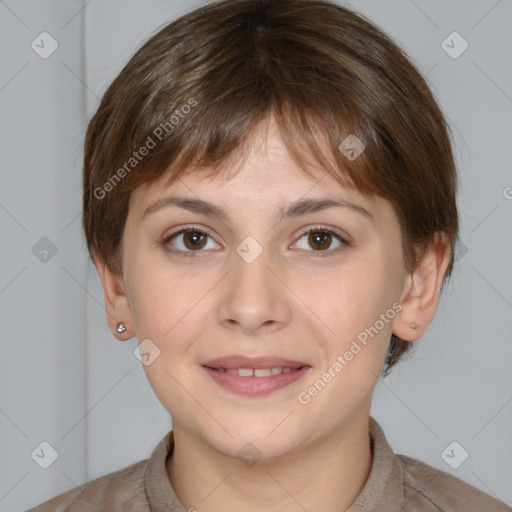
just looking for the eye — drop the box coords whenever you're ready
[164,226,220,257]
[293,227,350,256]
[163,225,350,258]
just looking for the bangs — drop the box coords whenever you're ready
[118,84,385,205]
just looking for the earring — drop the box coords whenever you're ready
[409,322,417,329]
[116,322,126,333]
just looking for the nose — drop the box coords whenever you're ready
[216,241,292,335]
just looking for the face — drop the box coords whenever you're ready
[118,118,410,459]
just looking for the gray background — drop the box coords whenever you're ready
[0,0,510,510]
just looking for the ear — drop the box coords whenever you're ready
[393,233,452,341]
[93,251,134,341]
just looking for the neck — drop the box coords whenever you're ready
[167,414,372,512]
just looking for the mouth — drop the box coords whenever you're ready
[203,366,307,377]
[200,355,311,396]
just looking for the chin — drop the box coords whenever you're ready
[195,416,310,462]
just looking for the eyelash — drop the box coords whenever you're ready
[163,225,351,258]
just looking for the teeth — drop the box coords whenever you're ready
[220,367,300,377]
[254,368,272,377]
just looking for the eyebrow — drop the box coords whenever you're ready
[143,195,373,223]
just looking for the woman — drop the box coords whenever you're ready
[28,0,510,510]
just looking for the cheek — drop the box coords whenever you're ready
[124,240,205,339]
[309,257,393,336]
[305,261,396,398]
[295,272,393,416]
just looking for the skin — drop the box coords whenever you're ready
[95,115,451,511]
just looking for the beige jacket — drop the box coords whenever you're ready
[27,417,510,511]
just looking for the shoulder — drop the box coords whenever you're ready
[25,459,150,512]
[398,454,511,511]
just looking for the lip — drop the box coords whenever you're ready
[200,355,311,396]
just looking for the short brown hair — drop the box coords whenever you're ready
[83,0,459,373]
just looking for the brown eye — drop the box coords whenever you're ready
[182,230,207,250]
[165,227,219,257]
[308,231,333,251]
[294,227,349,255]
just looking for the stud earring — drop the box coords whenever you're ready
[409,322,417,329]
[116,322,126,333]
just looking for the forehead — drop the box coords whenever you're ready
[130,117,370,209]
